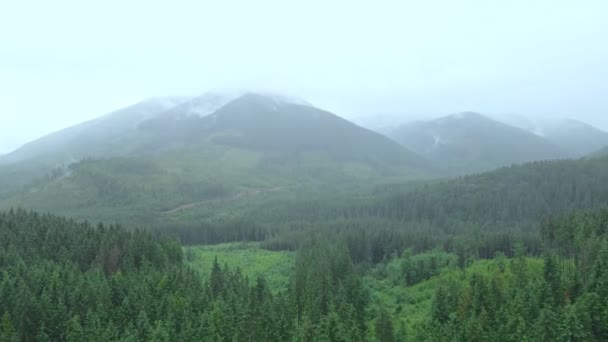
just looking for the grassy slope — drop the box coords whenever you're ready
[184,243,295,291]
[183,242,544,338]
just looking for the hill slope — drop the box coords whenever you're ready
[374,155,608,228]
[200,93,425,166]
[0,93,430,224]
[0,97,186,196]
[387,112,565,174]
[0,97,186,165]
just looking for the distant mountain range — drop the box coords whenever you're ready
[384,111,608,174]
[385,112,565,174]
[1,92,423,169]
[0,92,430,223]
[538,118,608,157]
[3,91,607,224]
[488,115,608,157]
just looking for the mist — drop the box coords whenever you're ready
[1,0,607,153]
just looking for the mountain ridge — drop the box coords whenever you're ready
[538,118,608,157]
[387,111,565,174]
[0,92,431,222]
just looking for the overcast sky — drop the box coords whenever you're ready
[1,0,607,154]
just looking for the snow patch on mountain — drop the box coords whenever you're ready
[532,127,546,137]
[148,96,190,110]
[431,131,444,146]
[174,93,235,117]
[170,91,312,118]
[264,93,312,107]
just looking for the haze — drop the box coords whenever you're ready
[1,0,607,154]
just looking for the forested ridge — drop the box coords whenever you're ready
[153,156,608,262]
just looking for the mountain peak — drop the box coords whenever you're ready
[432,112,505,130]
[435,112,490,124]
[159,91,313,119]
[230,92,312,108]
[163,92,234,118]
[452,111,484,119]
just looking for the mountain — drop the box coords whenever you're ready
[179,93,424,166]
[0,97,186,166]
[387,112,565,174]
[537,118,608,157]
[64,92,425,167]
[0,92,429,225]
[158,92,234,118]
[0,97,187,196]
[488,113,538,132]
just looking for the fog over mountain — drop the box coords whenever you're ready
[2,0,608,154]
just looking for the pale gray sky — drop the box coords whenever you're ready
[1,0,607,154]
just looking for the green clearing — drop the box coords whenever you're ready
[184,242,295,291]
[365,256,543,336]
[184,242,545,338]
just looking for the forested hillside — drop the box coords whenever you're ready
[417,209,608,341]
[0,210,369,341]
[376,156,608,226]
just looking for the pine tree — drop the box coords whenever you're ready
[395,320,407,342]
[149,320,171,342]
[510,242,528,289]
[374,306,395,342]
[0,312,18,342]
[292,315,315,342]
[66,315,85,342]
[543,252,562,305]
[135,310,151,340]
[431,285,450,324]
[209,257,224,298]
[558,304,586,342]
[534,304,559,342]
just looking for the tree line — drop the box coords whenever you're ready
[0,209,371,341]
